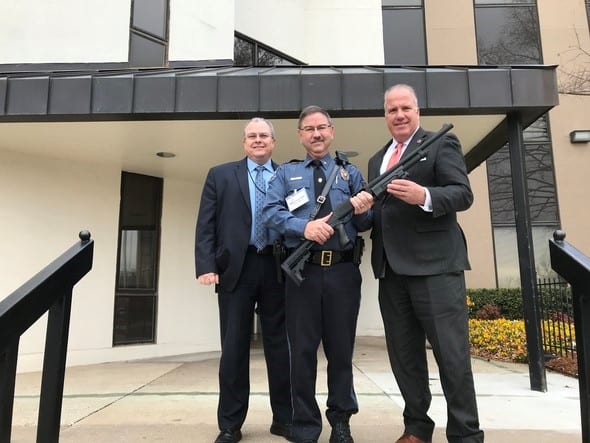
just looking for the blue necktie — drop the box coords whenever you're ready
[254,165,267,250]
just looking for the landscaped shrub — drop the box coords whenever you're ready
[475,304,502,320]
[466,288,523,320]
[466,286,577,366]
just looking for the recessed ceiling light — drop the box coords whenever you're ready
[156,151,176,158]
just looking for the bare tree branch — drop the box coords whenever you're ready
[557,29,590,96]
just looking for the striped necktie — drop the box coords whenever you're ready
[253,165,267,250]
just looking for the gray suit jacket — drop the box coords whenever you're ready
[367,127,473,279]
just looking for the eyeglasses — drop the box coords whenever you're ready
[299,124,332,134]
[245,133,272,140]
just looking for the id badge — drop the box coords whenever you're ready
[286,187,309,212]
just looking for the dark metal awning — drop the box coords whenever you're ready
[0,64,558,171]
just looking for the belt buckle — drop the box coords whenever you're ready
[320,250,333,266]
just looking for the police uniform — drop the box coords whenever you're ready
[263,154,372,442]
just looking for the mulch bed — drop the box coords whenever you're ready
[545,355,578,378]
[471,349,578,378]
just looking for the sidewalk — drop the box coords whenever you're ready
[11,336,581,442]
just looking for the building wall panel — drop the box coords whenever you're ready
[0,0,131,64]
[169,0,235,62]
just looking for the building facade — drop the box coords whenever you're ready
[0,0,588,372]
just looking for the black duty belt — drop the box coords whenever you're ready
[247,245,274,256]
[308,249,354,266]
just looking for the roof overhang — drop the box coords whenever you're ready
[0,65,559,177]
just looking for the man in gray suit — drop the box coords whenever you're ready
[367,84,484,443]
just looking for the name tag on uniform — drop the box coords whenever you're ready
[286,187,309,212]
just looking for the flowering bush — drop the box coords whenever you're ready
[466,293,578,376]
[469,319,528,362]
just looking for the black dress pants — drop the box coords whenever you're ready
[378,265,484,443]
[217,251,291,431]
[285,261,362,442]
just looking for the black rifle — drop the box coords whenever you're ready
[281,123,454,286]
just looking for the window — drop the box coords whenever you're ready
[475,1,540,64]
[382,0,426,64]
[475,0,534,4]
[113,172,163,345]
[487,117,557,226]
[129,0,169,68]
[475,0,560,286]
[234,32,303,66]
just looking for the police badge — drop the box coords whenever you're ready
[340,168,349,181]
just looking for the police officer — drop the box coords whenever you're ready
[263,105,374,443]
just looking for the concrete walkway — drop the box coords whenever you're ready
[11,336,581,442]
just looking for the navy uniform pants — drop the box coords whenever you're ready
[285,261,362,442]
[378,265,484,443]
[217,250,292,431]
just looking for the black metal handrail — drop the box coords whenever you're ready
[549,230,590,443]
[0,231,94,443]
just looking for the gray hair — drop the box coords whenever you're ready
[383,84,419,110]
[244,117,275,138]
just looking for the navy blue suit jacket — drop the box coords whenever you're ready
[195,157,278,292]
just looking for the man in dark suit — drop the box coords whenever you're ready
[195,117,292,443]
[367,85,484,443]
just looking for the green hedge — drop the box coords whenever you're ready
[466,288,523,320]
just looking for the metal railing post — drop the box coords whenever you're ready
[0,341,19,443]
[37,288,73,442]
[549,230,590,443]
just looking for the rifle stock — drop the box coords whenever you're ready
[281,123,454,286]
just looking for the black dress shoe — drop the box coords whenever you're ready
[270,421,292,439]
[214,429,242,443]
[329,421,353,443]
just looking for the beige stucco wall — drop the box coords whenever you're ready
[235,0,306,61]
[424,0,496,289]
[463,164,497,289]
[0,149,221,372]
[237,0,384,64]
[538,0,590,257]
[424,0,477,65]
[548,93,590,257]
[0,0,130,64]
[169,0,235,62]
[157,178,221,354]
[0,150,121,371]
